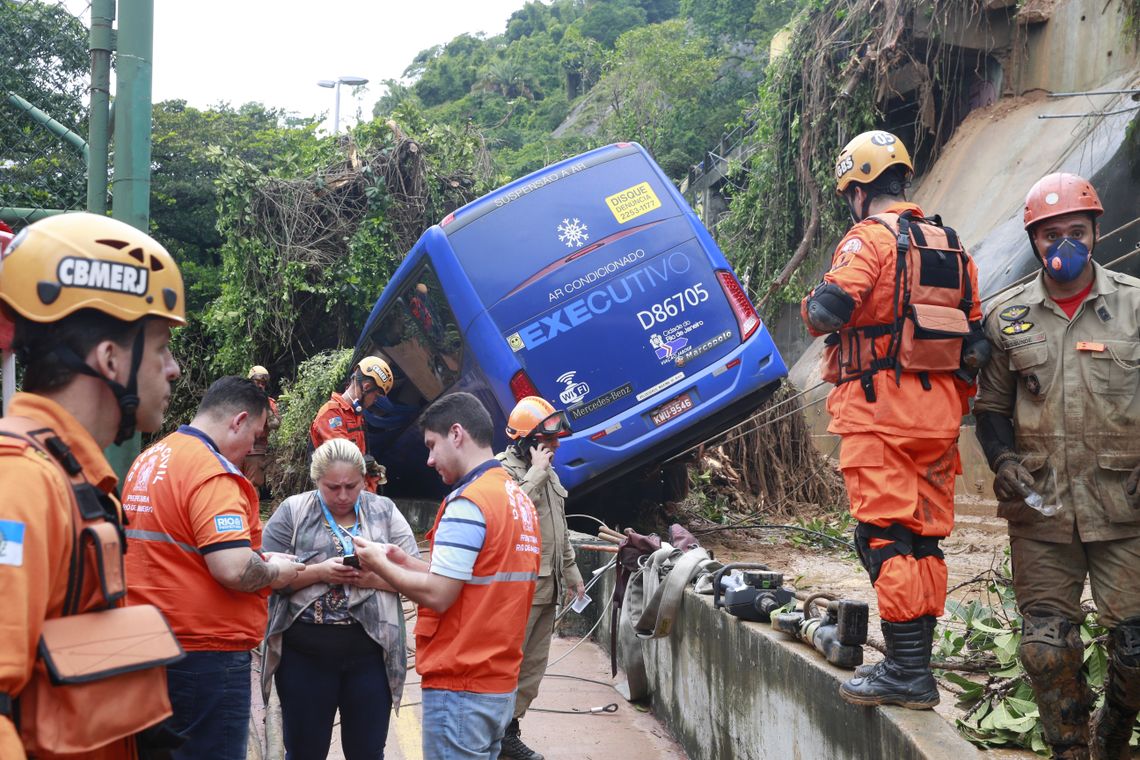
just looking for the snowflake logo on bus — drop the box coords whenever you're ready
[557,217,589,248]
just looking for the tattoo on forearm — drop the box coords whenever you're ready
[235,554,278,592]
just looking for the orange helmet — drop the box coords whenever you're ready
[1023,172,1103,230]
[357,356,393,395]
[834,130,913,195]
[506,396,572,440]
[0,212,185,325]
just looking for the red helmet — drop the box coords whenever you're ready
[505,396,572,440]
[1023,173,1103,230]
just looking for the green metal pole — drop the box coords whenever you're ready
[112,0,152,231]
[88,0,115,215]
[107,0,154,478]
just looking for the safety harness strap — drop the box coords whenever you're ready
[854,522,945,584]
[0,420,126,613]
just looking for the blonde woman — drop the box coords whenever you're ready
[261,438,419,759]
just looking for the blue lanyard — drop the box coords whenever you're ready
[318,494,361,556]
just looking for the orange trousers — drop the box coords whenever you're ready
[839,432,959,622]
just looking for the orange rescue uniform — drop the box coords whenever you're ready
[123,426,268,651]
[0,393,137,760]
[415,463,541,693]
[802,202,981,622]
[309,393,380,493]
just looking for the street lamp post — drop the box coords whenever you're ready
[317,75,369,134]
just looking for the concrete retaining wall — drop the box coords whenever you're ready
[577,545,993,760]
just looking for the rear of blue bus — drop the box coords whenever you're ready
[440,142,787,496]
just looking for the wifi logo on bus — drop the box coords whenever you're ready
[557,371,590,405]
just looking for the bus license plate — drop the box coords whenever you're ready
[651,393,693,427]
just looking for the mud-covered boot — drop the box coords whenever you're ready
[500,718,545,760]
[1091,618,1140,760]
[840,616,940,709]
[1020,611,1094,760]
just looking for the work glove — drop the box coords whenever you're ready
[993,455,1034,502]
[364,455,387,485]
[1127,464,1140,509]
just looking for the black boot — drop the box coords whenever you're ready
[840,616,940,709]
[1091,622,1140,760]
[500,718,545,760]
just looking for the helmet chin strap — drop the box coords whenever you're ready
[52,326,149,444]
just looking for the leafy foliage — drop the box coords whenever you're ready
[0,0,89,217]
[265,348,355,500]
[932,558,1134,754]
[716,0,987,316]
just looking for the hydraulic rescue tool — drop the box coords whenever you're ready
[772,598,869,669]
[712,563,795,623]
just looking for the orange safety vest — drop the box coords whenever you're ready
[822,209,975,401]
[415,463,540,693]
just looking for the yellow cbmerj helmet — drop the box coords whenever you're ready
[357,356,393,395]
[0,212,186,325]
[0,213,186,444]
[248,365,270,380]
[834,130,914,195]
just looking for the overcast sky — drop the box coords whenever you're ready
[145,1,530,132]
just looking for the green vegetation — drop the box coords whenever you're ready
[933,558,1129,755]
[0,0,89,213]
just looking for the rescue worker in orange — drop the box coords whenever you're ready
[974,173,1140,760]
[800,130,987,709]
[242,364,280,495]
[123,375,305,760]
[0,213,185,759]
[352,392,541,759]
[310,356,393,493]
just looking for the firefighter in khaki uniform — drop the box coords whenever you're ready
[801,130,987,709]
[0,213,185,758]
[496,397,585,760]
[975,173,1140,760]
[310,356,393,493]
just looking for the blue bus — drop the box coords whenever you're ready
[354,143,787,502]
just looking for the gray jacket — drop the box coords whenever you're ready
[260,490,420,706]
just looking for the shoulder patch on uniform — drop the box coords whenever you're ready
[999,305,1029,322]
[327,416,343,429]
[1110,270,1140,288]
[1000,321,1034,335]
[0,520,26,567]
[214,514,244,533]
[841,238,862,254]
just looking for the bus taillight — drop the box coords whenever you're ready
[509,370,540,401]
[716,270,760,341]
